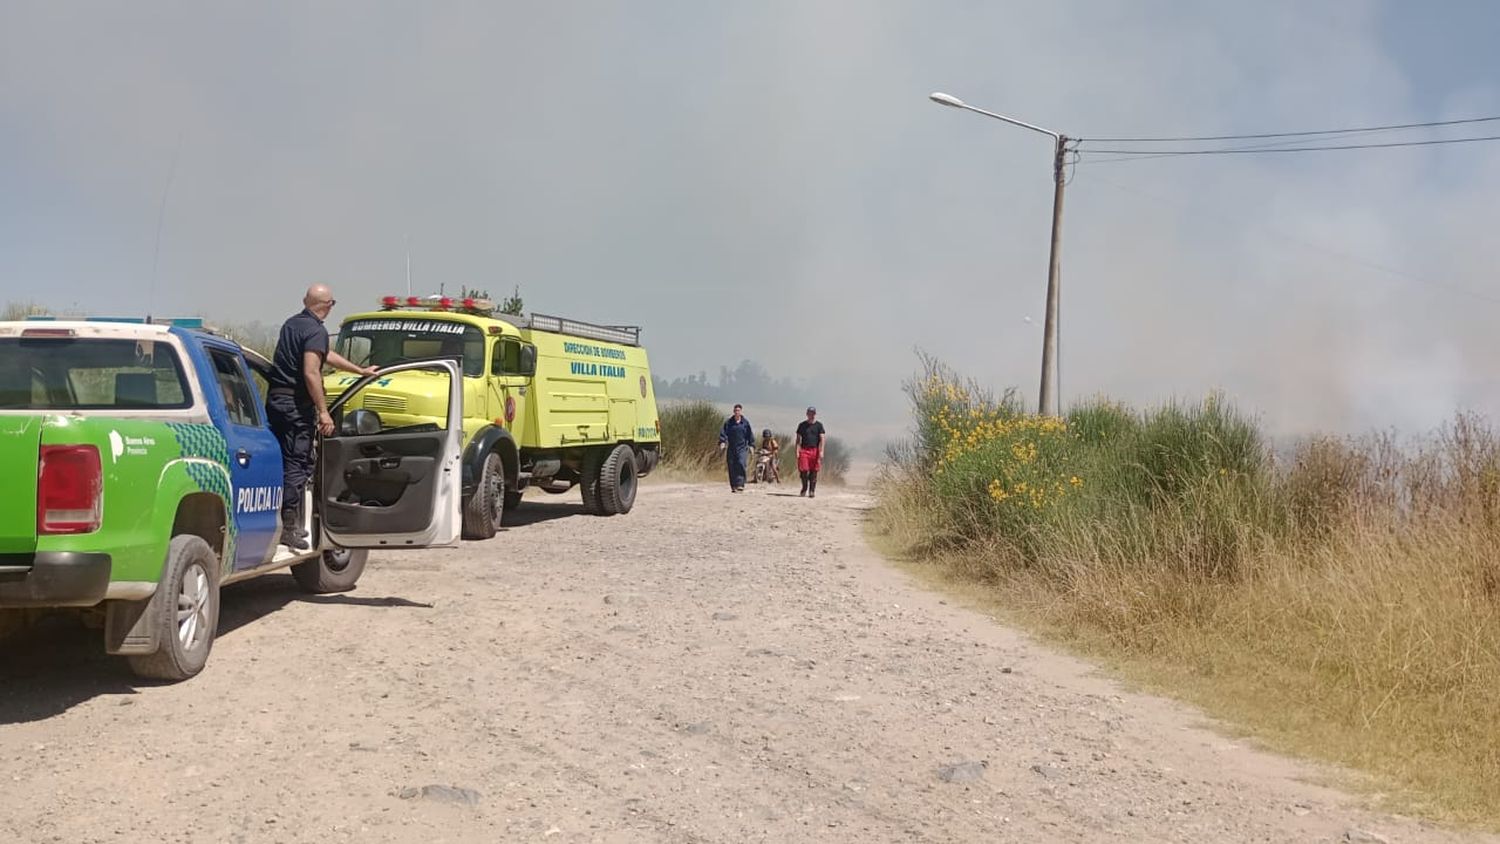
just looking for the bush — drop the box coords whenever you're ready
[659,400,724,475]
[899,362,1276,577]
[218,322,279,361]
[2,302,49,321]
[872,354,1500,823]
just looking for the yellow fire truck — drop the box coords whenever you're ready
[325,295,661,539]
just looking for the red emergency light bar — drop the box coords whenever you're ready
[378,294,496,315]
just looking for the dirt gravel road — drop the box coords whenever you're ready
[0,481,1490,843]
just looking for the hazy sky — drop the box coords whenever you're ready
[3,1,1499,436]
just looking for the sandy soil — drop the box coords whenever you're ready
[0,481,1490,843]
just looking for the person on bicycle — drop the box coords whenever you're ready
[757,428,781,483]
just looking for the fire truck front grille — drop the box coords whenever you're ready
[360,393,408,414]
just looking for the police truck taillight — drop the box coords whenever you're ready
[37,445,103,534]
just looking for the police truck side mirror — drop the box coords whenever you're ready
[519,345,537,376]
[339,409,383,437]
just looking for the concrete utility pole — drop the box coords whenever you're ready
[930,92,1072,416]
[1042,134,1066,417]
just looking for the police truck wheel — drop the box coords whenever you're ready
[291,547,367,593]
[462,452,505,540]
[598,444,639,516]
[127,535,220,682]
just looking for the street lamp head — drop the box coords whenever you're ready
[929,92,966,109]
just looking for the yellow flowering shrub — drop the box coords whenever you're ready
[903,356,1276,569]
[908,370,1085,545]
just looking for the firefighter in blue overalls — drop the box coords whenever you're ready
[718,403,755,493]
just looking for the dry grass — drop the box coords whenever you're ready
[869,359,1500,828]
[874,486,1500,825]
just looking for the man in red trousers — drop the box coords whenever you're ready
[795,406,826,498]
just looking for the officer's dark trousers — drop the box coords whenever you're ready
[726,445,749,489]
[267,393,316,530]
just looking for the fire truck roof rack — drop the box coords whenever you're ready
[523,313,640,346]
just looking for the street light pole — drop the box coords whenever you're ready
[930,92,1070,416]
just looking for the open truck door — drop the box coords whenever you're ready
[319,359,463,548]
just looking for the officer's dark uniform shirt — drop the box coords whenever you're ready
[269,308,329,403]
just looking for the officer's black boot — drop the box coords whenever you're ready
[808,471,818,498]
[799,471,809,497]
[279,502,309,551]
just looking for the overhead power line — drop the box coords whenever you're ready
[1079,129,1427,164]
[1079,114,1500,144]
[1082,133,1500,161]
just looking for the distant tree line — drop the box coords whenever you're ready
[653,359,817,407]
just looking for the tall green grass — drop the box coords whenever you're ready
[658,401,727,476]
[873,356,1500,826]
[659,400,849,484]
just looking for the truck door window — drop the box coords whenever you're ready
[339,334,373,367]
[241,350,274,403]
[207,349,261,427]
[492,338,522,375]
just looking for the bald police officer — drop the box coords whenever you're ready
[267,284,376,550]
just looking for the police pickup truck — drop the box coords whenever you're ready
[0,317,465,681]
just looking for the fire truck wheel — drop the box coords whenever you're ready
[462,452,505,540]
[599,444,639,516]
[580,450,606,515]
